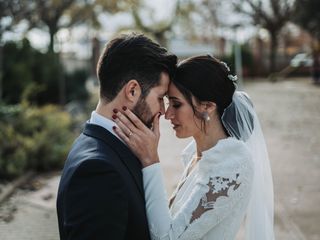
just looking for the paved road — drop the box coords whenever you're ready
[0,78,319,240]
[245,79,320,240]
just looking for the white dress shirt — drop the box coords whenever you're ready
[89,111,124,143]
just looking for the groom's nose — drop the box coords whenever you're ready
[165,107,172,120]
[159,102,165,115]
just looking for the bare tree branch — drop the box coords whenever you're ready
[233,0,294,73]
[131,0,182,46]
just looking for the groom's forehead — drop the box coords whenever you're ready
[149,86,166,96]
[155,83,168,94]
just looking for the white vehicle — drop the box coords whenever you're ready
[290,53,313,67]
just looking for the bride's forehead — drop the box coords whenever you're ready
[167,87,185,101]
[167,87,180,98]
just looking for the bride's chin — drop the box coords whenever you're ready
[175,130,189,139]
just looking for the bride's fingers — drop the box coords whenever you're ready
[113,113,136,137]
[113,108,139,134]
[113,125,142,154]
[121,106,148,130]
[112,125,131,144]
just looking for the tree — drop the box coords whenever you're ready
[294,0,320,49]
[129,0,197,47]
[1,39,89,105]
[129,1,179,47]
[1,0,136,104]
[0,0,35,100]
[66,0,140,39]
[0,1,36,42]
[233,0,295,73]
[27,0,95,53]
[197,0,230,28]
[3,0,131,53]
[1,0,139,104]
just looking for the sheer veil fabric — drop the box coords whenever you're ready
[221,91,275,240]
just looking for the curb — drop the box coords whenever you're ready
[0,171,35,205]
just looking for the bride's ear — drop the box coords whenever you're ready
[124,80,142,103]
[200,101,217,115]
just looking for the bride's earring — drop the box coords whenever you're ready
[202,112,210,122]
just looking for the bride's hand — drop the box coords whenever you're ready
[112,107,161,168]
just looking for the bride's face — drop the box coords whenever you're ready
[165,83,202,138]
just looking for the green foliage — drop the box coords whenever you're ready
[65,69,89,103]
[2,39,35,103]
[2,38,89,105]
[0,103,75,179]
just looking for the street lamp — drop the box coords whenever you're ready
[233,24,243,90]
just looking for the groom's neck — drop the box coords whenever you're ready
[96,99,120,121]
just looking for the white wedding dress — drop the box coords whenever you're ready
[142,138,254,240]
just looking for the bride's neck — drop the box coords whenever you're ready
[194,120,227,158]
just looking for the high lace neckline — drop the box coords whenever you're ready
[181,137,243,166]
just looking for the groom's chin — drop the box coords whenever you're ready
[145,117,154,129]
[144,120,153,129]
[137,116,153,129]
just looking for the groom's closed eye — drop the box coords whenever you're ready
[158,94,166,102]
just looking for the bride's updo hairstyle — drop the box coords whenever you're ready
[174,54,254,140]
[173,55,235,134]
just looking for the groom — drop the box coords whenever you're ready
[57,33,177,240]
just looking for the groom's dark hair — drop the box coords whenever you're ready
[97,33,177,102]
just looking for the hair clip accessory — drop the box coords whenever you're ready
[228,74,238,82]
[221,61,230,72]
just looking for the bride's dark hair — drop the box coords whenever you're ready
[174,55,255,140]
[173,55,236,134]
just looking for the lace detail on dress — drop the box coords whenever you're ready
[190,174,240,223]
[143,138,254,240]
[169,157,253,240]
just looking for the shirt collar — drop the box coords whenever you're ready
[89,111,124,143]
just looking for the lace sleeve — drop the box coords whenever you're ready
[190,175,241,223]
[142,161,253,240]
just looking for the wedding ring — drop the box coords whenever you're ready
[128,131,133,137]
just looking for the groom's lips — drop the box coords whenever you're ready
[171,123,180,130]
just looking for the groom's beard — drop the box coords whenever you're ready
[132,96,153,129]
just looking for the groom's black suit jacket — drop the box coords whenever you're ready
[57,123,151,240]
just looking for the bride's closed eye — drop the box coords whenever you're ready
[166,96,182,109]
[167,101,182,109]
[172,101,182,109]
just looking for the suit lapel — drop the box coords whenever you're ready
[83,123,145,197]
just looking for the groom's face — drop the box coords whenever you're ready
[133,72,170,128]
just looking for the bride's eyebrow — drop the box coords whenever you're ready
[168,96,180,101]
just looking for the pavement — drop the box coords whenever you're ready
[0,77,319,240]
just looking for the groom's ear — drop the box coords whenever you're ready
[124,79,142,103]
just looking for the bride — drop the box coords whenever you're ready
[113,55,275,240]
